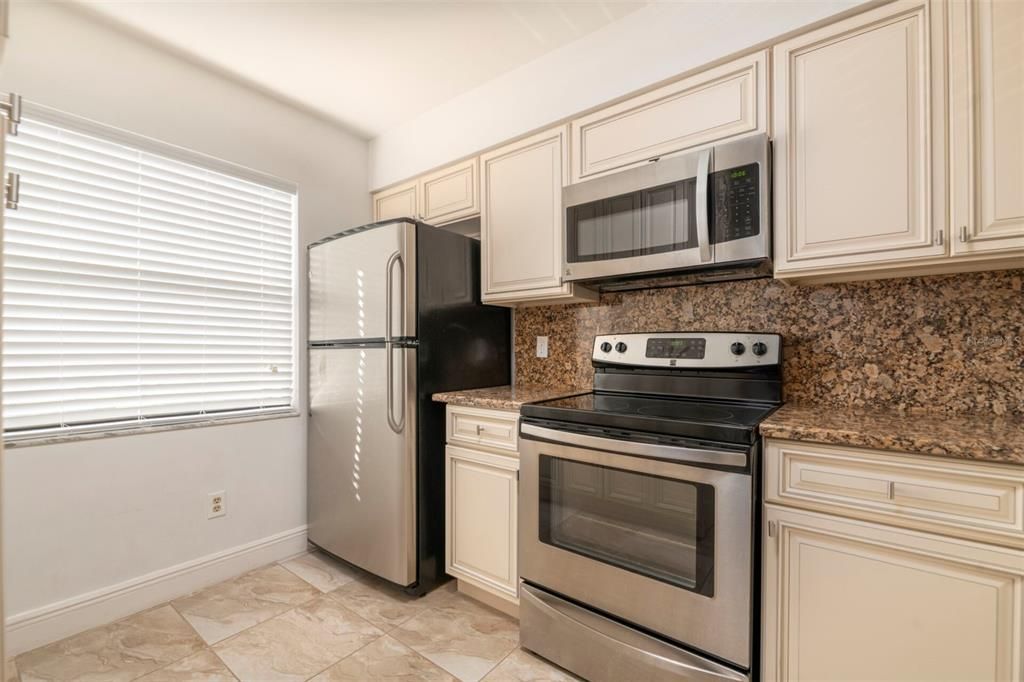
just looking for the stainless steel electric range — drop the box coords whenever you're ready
[517,332,783,681]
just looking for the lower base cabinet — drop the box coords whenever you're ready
[444,404,520,613]
[762,504,1024,681]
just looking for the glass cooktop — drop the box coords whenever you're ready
[520,392,779,446]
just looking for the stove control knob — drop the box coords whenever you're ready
[600,341,613,353]
[615,342,628,353]
[730,342,746,356]
[752,341,768,356]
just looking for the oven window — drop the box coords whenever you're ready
[538,456,715,595]
[565,178,698,264]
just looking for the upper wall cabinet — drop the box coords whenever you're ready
[420,158,479,225]
[569,51,768,183]
[772,0,947,277]
[480,126,596,306]
[949,0,1024,256]
[373,180,418,222]
[372,158,479,225]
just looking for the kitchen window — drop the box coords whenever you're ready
[2,105,297,440]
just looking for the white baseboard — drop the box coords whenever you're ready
[5,525,309,656]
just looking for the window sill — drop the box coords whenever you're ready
[4,409,302,449]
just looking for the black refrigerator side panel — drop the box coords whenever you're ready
[416,226,511,393]
[409,224,511,594]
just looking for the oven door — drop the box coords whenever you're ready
[518,423,753,669]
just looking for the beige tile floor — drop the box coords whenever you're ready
[8,551,580,682]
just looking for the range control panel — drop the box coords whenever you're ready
[593,332,781,368]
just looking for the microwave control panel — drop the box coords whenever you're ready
[711,162,760,244]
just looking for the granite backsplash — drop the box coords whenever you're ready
[513,269,1024,417]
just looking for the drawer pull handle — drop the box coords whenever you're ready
[475,425,484,435]
[887,481,896,500]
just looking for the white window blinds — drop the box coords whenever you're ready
[3,112,296,437]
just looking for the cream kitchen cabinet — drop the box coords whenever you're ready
[949,0,1024,257]
[763,505,1024,682]
[763,438,1024,681]
[480,126,597,306]
[372,180,418,222]
[419,158,479,225]
[372,158,479,225]
[569,50,768,183]
[444,405,519,615]
[772,0,948,278]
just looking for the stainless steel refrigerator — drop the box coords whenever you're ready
[307,219,509,593]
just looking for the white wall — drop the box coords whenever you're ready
[369,0,874,189]
[1,1,369,653]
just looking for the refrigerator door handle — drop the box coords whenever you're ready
[385,250,401,339]
[385,249,406,434]
[386,345,406,433]
[385,250,405,341]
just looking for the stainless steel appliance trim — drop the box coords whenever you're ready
[307,345,418,586]
[520,583,749,682]
[592,331,782,368]
[561,135,770,284]
[563,149,702,208]
[519,436,752,667]
[564,246,704,282]
[711,135,770,265]
[308,221,415,343]
[402,345,418,582]
[520,423,747,468]
[696,147,712,264]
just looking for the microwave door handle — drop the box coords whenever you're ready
[696,148,713,263]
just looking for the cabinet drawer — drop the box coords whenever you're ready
[765,440,1024,547]
[569,51,767,183]
[446,405,519,453]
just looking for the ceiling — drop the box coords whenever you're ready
[75,0,647,138]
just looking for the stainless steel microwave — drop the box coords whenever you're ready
[562,134,770,284]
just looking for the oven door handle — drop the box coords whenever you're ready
[520,423,747,469]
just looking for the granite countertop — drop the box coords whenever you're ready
[432,384,588,411]
[761,403,1024,465]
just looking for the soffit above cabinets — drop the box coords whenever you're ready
[71,0,645,137]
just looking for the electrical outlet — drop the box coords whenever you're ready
[536,336,549,358]
[208,491,226,519]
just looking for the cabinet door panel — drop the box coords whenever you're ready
[570,51,767,182]
[481,126,597,305]
[373,181,418,222]
[950,0,1024,255]
[481,127,565,295]
[773,1,945,274]
[421,158,479,225]
[763,506,1024,681]
[445,446,518,598]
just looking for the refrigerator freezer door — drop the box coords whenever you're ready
[309,221,417,342]
[308,345,417,585]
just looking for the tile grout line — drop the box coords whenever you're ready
[126,601,208,681]
[299,631,384,682]
[18,558,318,682]
[480,644,518,681]
[387,600,519,682]
[207,646,241,681]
